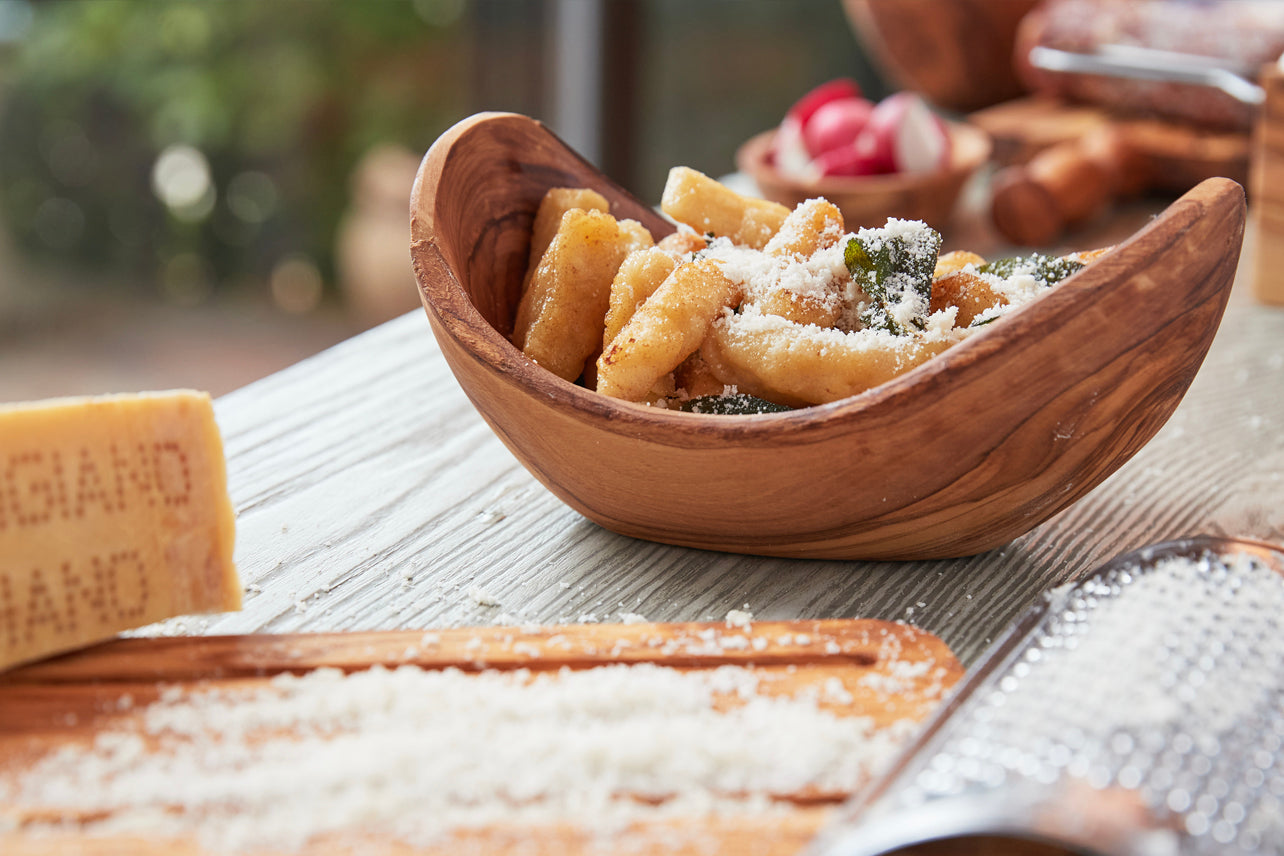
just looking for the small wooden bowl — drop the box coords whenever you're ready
[411,112,1245,561]
[735,122,993,230]
[841,0,1040,112]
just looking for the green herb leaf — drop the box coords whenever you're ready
[843,223,942,335]
[978,253,1084,286]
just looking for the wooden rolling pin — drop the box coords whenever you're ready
[989,126,1140,247]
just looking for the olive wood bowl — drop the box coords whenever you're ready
[410,112,1245,561]
[735,121,992,230]
[841,0,1040,113]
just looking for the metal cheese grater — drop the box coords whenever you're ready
[808,536,1284,856]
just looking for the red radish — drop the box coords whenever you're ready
[852,123,896,175]
[771,79,864,177]
[860,92,952,174]
[805,142,889,180]
[787,78,863,129]
[802,97,875,158]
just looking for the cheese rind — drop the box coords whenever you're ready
[0,390,239,671]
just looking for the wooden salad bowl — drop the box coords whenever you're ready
[410,112,1245,561]
[735,120,992,230]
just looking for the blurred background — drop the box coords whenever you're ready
[7,0,1275,403]
[0,0,889,402]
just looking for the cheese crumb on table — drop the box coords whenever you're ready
[467,585,500,607]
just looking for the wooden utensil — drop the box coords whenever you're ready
[411,112,1244,560]
[974,96,1250,246]
[0,619,962,855]
[1251,62,1284,306]
[734,122,992,230]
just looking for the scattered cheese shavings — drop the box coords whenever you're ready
[467,586,500,607]
[1,663,920,854]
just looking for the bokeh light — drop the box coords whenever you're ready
[270,255,323,314]
[151,144,215,221]
[226,171,278,225]
[31,197,84,251]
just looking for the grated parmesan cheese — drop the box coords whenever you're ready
[710,217,1062,350]
[703,235,848,309]
[0,663,919,853]
[467,585,500,607]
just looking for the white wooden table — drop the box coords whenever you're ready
[159,211,1284,668]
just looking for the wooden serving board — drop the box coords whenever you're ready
[971,95,1251,184]
[0,619,962,856]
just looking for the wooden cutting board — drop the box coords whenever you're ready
[0,619,962,856]
[970,96,1251,245]
[972,95,1250,182]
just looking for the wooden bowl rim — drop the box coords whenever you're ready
[734,120,992,195]
[412,112,1239,445]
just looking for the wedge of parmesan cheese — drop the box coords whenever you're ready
[0,390,239,671]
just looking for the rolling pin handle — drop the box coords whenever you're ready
[990,127,1128,246]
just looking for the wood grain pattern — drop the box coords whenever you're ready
[410,112,1245,560]
[733,123,991,231]
[0,619,961,855]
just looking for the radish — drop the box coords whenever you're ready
[802,97,875,159]
[786,78,864,129]
[805,142,889,180]
[860,92,952,174]
[771,78,863,178]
